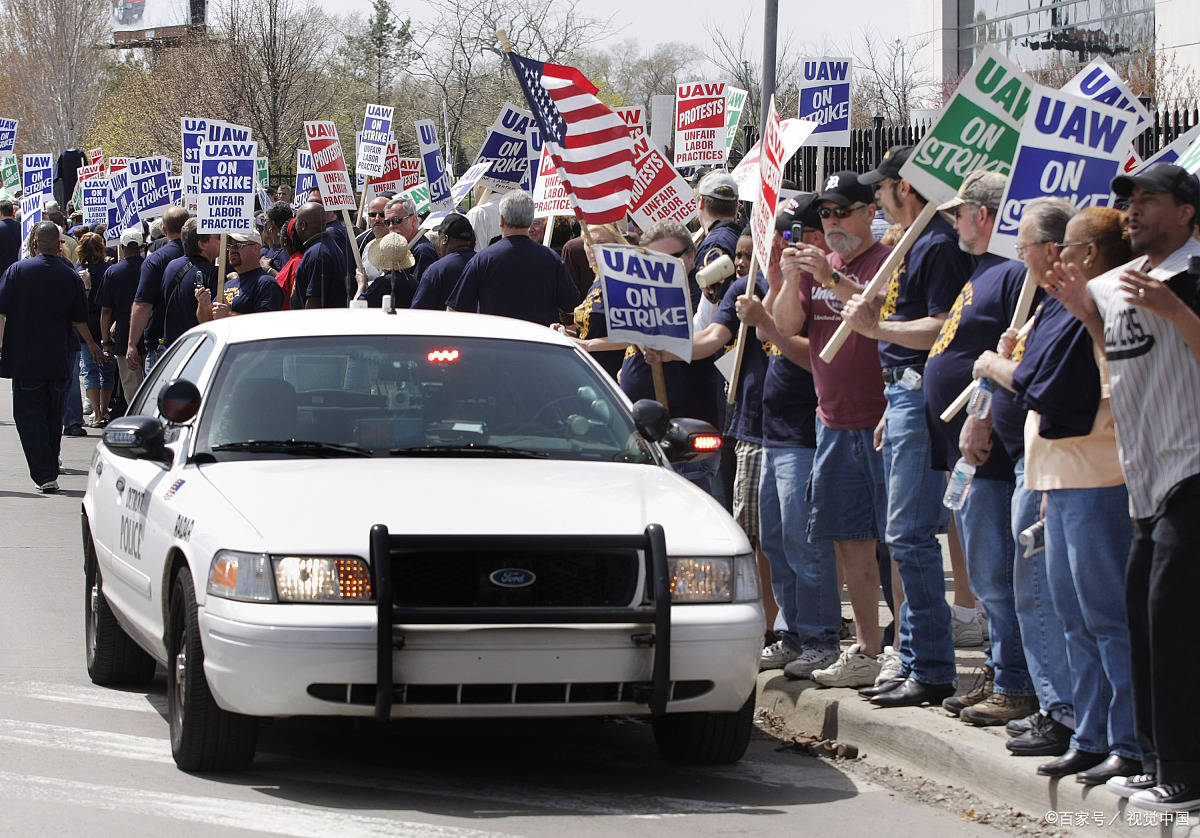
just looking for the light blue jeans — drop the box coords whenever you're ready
[675,453,720,497]
[881,381,956,685]
[1044,484,1137,758]
[955,475,1033,695]
[1012,458,1074,727]
[759,446,839,652]
[62,350,83,428]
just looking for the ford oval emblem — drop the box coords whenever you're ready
[489,568,537,588]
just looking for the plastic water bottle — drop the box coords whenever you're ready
[943,458,976,510]
[966,378,996,419]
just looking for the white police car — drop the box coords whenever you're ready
[82,309,761,771]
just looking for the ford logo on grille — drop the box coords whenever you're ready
[489,568,537,588]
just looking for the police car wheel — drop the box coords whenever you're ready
[84,536,156,686]
[167,570,257,771]
[651,688,755,765]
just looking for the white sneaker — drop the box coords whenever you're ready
[783,646,839,680]
[759,640,801,671]
[38,480,59,493]
[875,645,902,685]
[953,612,987,647]
[812,644,883,687]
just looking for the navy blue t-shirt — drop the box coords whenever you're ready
[694,220,740,309]
[221,268,284,314]
[573,277,624,381]
[1012,296,1100,439]
[761,346,819,449]
[97,255,144,355]
[0,217,22,276]
[991,334,1030,462]
[133,237,183,352]
[412,248,471,311]
[923,253,1029,477]
[260,243,286,272]
[412,237,439,282]
[161,255,216,346]
[447,235,580,325]
[877,212,974,368]
[325,218,355,295]
[291,231,348,309]
[712,274,769,444]
[0,254,88,380]
[359,268,418,308]
[620,348,724,428]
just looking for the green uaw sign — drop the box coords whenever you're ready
[900,46,1033,205]
[1176,134,1200,174]
[0,153,18,199]
[400,182,430,215]
[724,87,748,160]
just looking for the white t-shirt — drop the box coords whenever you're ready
[466,198,502,253]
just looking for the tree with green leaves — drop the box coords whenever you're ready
[346,0,412,105]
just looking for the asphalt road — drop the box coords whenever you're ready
[0,383,1003,837]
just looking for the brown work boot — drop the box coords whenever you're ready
[960,692,1039,727]
[941,664,993,717]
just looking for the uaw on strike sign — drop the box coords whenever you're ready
[596,245,693,363]
[304,121,357,211]
[674,82,727,168]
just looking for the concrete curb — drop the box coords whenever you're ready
[757,670,1190,837]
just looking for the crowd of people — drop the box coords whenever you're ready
[0,142,1197,814]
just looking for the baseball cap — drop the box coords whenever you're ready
[696,171,739,201]
[1111,163,1200,213]
[229,229,263,245]
[435,212,475,241]
[859,145,913,185]
[119,227,143,247]
[776,193,823,234]
[817,170,875,207]
[937,169,1007,213]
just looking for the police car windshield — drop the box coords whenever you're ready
[195,335,655,464]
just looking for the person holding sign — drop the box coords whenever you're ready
[196,230,284,320]
[160,219,220,347]
[128,206,188,374]
[839,146,975,708]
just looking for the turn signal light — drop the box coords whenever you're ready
[691,434,722,451]
[427,349,461,363]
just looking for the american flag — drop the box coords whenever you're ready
[508,52,634,225]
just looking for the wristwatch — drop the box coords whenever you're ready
[821,269,844,290]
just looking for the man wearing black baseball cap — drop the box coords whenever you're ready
[412,212,476,310]
[1051,161,1200,813]
[836,146,975,708]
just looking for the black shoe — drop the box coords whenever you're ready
[870,677,955,708]
[1106,773,1157,799]
[1077,754,1142,786]
[63,424,87,437]
[1007,714,1072,756]
[1006,711,1039,737]
[858,676,905,698]
[1037,747,1107,777]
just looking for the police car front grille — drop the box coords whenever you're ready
[307,680,713,706]
[389,548,641,608]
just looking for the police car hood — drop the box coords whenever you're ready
[198,458,744,556]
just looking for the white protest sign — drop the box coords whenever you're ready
[198,138,257,234]
[724,87,748,160]
[749,95,785,271]
[129,156,173,221]
[730,119,817,202]
[532,146,570,218]
[0,118,17,154]
[20,192,42,241]
[304,121,356,211]
[88,146,103,167]
[22,154,52,199]
[107,157,130,177]
[180,117,207,213]
[596,245,693,362]
[991,84,1138,258]
[420,160,493,231]
[473,102,533,194]
[361,141,403,207]
[799,58,853,147]
[1139,124,1200,173]
[674,81,727,168]
[105,180,120,242]
[358,104,394,179]
[78,163,104,182]
[619,107,696,229]
[415,119,452,210]
[81,177,108,227]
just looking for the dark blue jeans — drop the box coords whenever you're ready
[13,378,69,485]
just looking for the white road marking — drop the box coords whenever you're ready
[0,771,510,838]
[0,680,166,714]
[0,717,173,763]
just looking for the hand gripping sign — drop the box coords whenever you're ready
[597,244,694,364]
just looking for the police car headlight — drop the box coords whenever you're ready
[272,556,373,603]
[207,550,276,602]
[667,555,758,603]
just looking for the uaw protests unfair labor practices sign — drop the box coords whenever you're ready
[474,103,533,194]
[22,154,52,201]
[198,136,257,234]
[617,106,695,229]
[901,46,1033,206]
[597,245,693,362]
[533,146,570,218]
[129,156,172,221]
[304,121,357,212]
[799,58,852,147]
[415,119,452,210]
[109,166,137,233]
[674,82,727,168]
[992,86,1137,258]
[358,104,393,179]
[0,155,19,200]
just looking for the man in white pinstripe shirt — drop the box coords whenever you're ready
[1051,162,1200,814]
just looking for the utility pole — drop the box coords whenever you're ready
[761,0,778,131]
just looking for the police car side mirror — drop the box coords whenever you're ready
[102,416,173,466]
[632,399,669,442]
[157,379,202,425]
[661,418,723,464]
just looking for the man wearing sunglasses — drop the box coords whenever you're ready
[197,229,284,320]
[358,196,389,252]
[384,195,438,282]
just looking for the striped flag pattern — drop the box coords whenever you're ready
[508,52,634,225]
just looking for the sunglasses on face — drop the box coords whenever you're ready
[386,215,411,227]
[818,204,868,219]
[367,211,385,218]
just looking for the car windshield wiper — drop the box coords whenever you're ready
[388,443,549,459]
[211,439,373,457]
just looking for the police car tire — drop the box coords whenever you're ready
[651,688,755,765]
[167,571,257,771]
[85,539,156,686]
